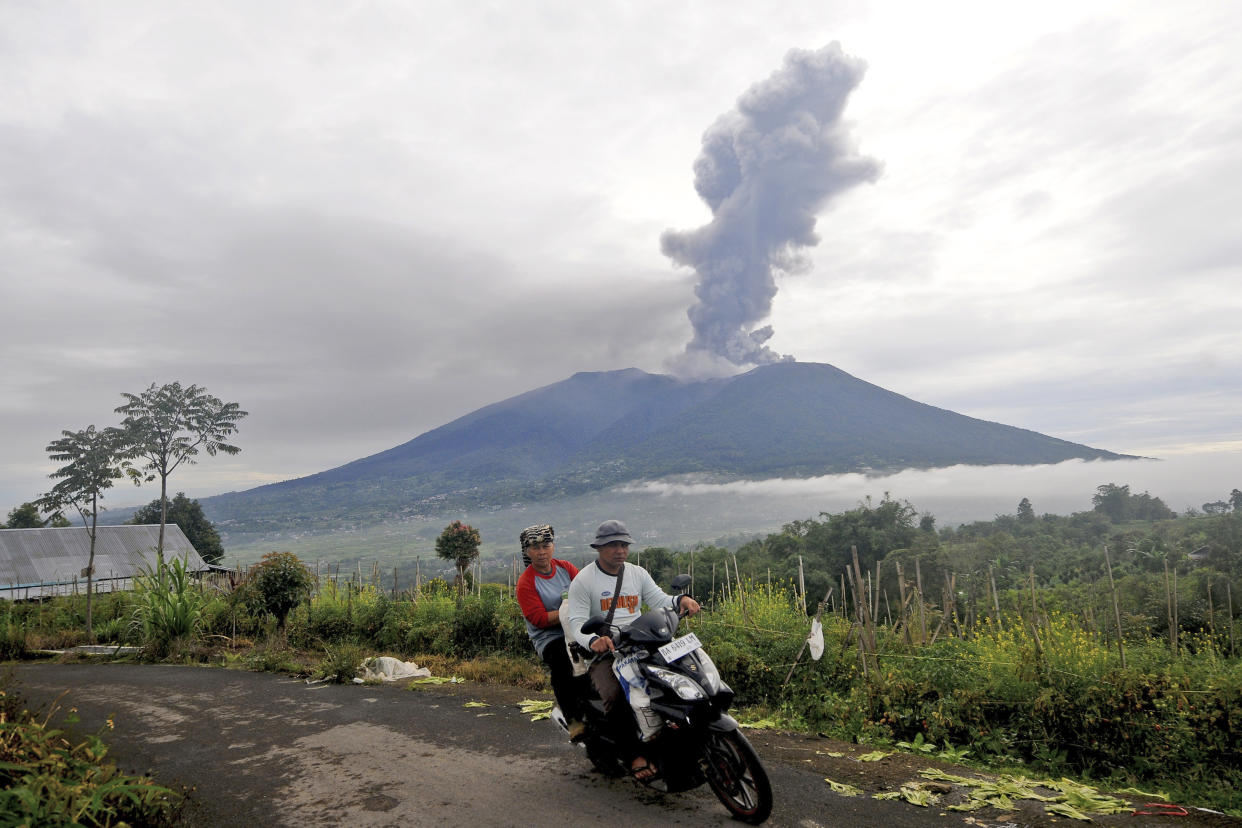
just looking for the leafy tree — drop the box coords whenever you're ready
[635,546,680,586]
[1017,497,1035,522]
[37,425,135,640]
[435,520,481,598]
[1092,483,1175,522]
[5,502,46,528]
[115,382,247,562]
[801,494,920,576]
[1092,483,1131,521]
[1202,501,1230,515]
[243,552,313,631]
[1230,489,1242,512]
[129,492,225,565]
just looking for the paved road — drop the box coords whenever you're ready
[10,664,1238,827]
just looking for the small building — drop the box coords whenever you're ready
[0,524,210,601]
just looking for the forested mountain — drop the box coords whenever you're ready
[202,362,1132,532]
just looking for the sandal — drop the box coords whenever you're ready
[630,757,659,782]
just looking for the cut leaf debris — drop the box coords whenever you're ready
[410,675,463,685]
[518,698,555,721]
[463,701,490,708]
[857,750,890,762]
[824,778,862,797]
[897,784,939,807]
[917,768,1133,818]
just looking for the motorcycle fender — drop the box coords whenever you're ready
[708,713,740,733]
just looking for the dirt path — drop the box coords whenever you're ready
[10,663,1237,827]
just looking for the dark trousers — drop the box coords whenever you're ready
[588,655,641,762]
[541,638,580,721]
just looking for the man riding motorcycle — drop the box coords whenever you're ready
[565,519,701,781]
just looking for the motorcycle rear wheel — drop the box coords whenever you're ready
[703,730,773,824]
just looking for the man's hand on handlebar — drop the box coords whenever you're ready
[590,635,615,653]
[679,596,702,617]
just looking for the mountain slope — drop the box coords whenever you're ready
[203,362,1130,531]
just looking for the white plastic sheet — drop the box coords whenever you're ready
[356,656,432,682]
[808,619,824,661]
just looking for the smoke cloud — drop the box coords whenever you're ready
[662,43,881,373]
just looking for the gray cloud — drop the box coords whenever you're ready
[661,43,881,372]
[2,2,1239,522]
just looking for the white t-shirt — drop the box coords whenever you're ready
[566,561,681,650]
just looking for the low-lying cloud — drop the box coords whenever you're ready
[621,451,1242,527]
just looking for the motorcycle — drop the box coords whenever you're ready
[551,575,774,824]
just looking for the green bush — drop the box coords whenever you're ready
[0,680,182,825]
[242,552,314,630]
[317,639,369,683]
[0,619,28,661]
[130,557,205,657]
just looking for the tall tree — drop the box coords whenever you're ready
[115,382,246,562]
[1092,483,1132,522]
[37,425,134,640]
[435,520,481,600]
[5,502,46,528]
[129,492,225,565]
[5,502,73,528]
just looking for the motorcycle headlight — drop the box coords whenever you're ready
[647,665,707,700]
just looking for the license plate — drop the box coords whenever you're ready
[658,632,702,663]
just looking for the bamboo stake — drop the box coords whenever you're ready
[1227,581,1235,658]
[1164,558,1175,652]
[1207,579,1215,654]
[845,570,870,680]
[915,557,927,642]
[1173,565,1180,656]
[797,556,806,613]
[866,571,873,627]
[850,546,878,666]
[895,561,912,645]
[1102,545,1126,668]
[989,565,1002,629]
[1029,565,1038,622]
[874,560,882,624]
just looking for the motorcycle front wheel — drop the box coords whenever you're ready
[702,729,773,824]
[585,736,626,777]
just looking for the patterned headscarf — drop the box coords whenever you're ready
[519,524,554,567]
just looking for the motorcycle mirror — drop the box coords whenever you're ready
[670,573,692,593]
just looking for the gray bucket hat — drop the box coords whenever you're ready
[590,519,633,548]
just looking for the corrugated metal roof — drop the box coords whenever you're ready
[0,524,208,600]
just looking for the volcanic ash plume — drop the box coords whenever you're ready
[662,43,881,373]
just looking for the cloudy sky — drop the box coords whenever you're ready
[2,1,1239,517]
